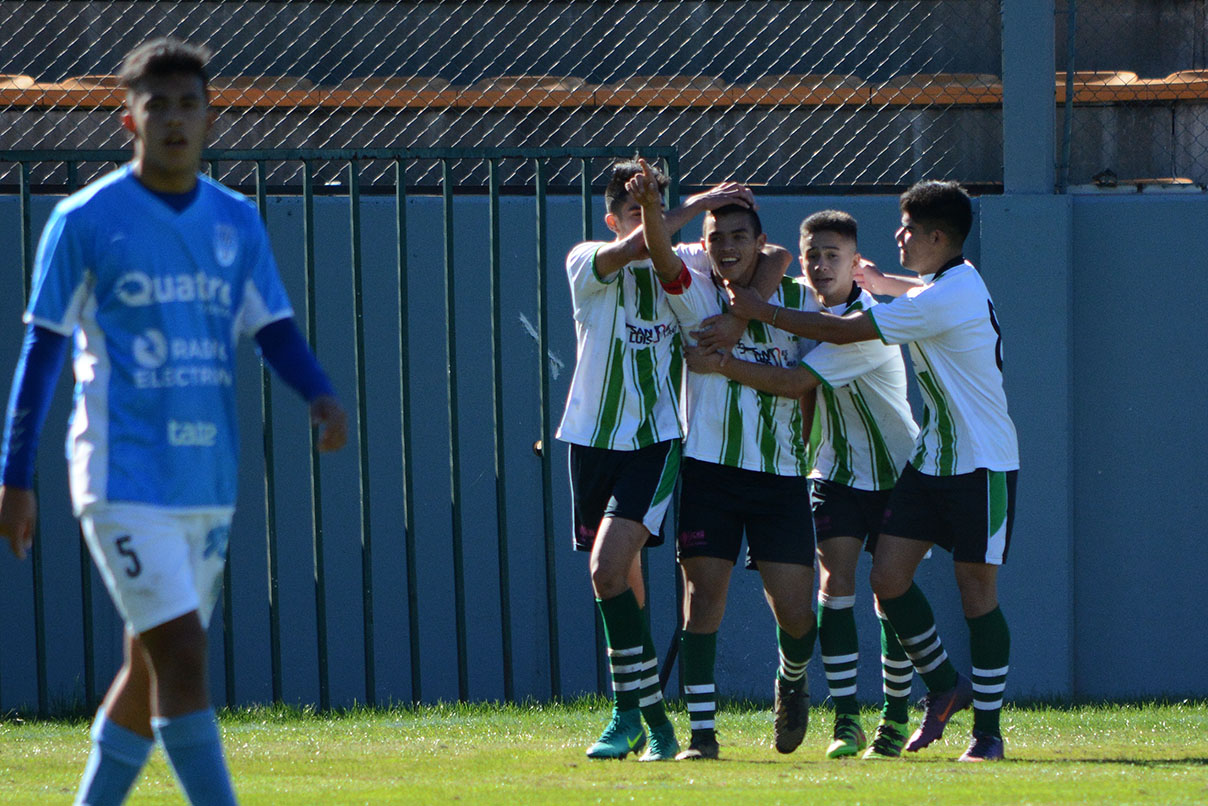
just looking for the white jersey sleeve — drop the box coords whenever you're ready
[800,290,919,489]
[233,212,293,338]
[663,242,718,335]
[868,262,1018,475]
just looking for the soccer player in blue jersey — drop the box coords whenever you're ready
[0,39,347,804]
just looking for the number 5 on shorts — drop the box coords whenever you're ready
[114,535,142,578]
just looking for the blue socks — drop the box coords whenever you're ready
[75,711,153,806]
[151,709,237,805]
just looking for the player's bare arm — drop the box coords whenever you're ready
[854,257,922,297]
[684,342,819,398]
[628,160,682,284]
[596,168,757,280]
[726,281,879,345]
[0,485,37,560]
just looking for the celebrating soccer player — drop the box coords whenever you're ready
[0,38,348,804]
[726,181,1019,762]
[555,158,781,761]
[630,161,818,760]
[684,210,921,759]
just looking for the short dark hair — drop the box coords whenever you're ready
[605,158,668,215]
[706,203,762,237]
[899,180,973,243]
[801,209,858,244]
[119,38,211,93]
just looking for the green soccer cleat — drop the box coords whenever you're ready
[825,715,868,759]
[862,719,909,759]
[586,708,646,760]
[638,720,680,761]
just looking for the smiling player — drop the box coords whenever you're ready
[630,163,818,761]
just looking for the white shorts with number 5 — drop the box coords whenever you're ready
[81,504,235,634]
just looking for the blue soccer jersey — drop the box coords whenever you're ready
[26,166,293,513]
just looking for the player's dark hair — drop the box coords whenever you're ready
[801,209,858,244]
[707,203,762,237]
[605,158,668,215]
[119,38,211,93]
[899,180,973,243]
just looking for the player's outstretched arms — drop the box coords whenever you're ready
[627,159,682,284]
[0,486,37,560]
[309,396,348,453]
[725,281,879,345]
[854,257,922,297]
[684,343,817,398]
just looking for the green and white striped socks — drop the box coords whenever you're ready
[818,593,860,717]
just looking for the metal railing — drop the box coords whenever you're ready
[0,146,679,715]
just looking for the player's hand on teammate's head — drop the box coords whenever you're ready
[685,181,756,212]
[692,312,745,352]
[0,485,37,560]
[854,256,885,294]
[683,341,727,375]
[309,396,349,453]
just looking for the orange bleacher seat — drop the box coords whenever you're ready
[209,75,317,107]
[870,73,1002,105]
[457,75,595,108]
[731,74,868,106]
[327,76,457,108]
[595,75,730,107]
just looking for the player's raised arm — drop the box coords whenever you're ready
[628,159,683,285]
[254,318,348,452]
[727,281,879,345]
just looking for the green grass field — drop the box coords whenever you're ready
[2,698,1206,805]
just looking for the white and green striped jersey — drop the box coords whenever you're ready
[669,247,820,476]
[801,287,919,491]
[868,260,1019,475]
[556,241,691,450]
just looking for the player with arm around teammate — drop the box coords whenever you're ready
[629,164,818,760]
[0,39,348,805]
[725,181,1019,762]
[685,210,921,759]
[555,158,784,761]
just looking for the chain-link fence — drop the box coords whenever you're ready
[1058,0,1208,189]
[0,0,1004,190]
[2,2,1205,192]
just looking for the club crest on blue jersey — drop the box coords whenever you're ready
[213,223,239,267]
[132,328,168,368]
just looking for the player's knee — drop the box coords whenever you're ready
[869,563,910,601]
[589,559,626,600]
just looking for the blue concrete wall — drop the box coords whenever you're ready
[1,187,1205,712]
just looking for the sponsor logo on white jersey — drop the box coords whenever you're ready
[168,419,218,447]
[114,271,233,310]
